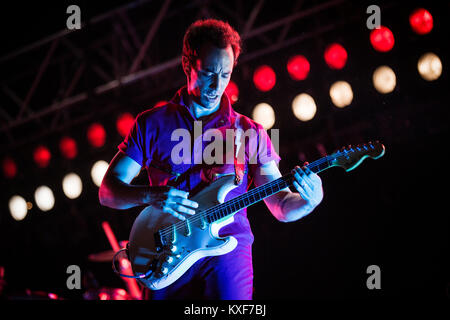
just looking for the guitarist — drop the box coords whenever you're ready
[99,19,323,300]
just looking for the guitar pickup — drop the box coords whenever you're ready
[183,220,192,236]
[156,226,177,248]
[200,217,207,230]
[155,230,164,250]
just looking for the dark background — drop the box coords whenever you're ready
[0,0,448,301]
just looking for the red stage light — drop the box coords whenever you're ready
[287,55,310,80]
[116,113,135,137]
[253,65,276,92]
[225,80,239,104]
[99,292,110,300]
[2,157,17,178]
[33,145,51,168]
[59,136,78,159]
[370,26,395,52]
[324,43,348,69]
[47,293,59,300]
[409,8,433,35]
[87,123,106,148]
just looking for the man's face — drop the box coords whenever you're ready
[186,44,234,110]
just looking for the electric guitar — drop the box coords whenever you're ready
[127,141,385,290]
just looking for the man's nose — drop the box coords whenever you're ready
[209,76,219,90]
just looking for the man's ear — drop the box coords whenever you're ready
[182,56,191,77]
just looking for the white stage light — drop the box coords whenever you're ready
[373,65,396,94]
[91,160,109,187]
[418,52,442,81]
[252,103,275,129]
[62,172,83,199]
[9,195,28,221]
[329,81,353,108]
[292,93,317,121]
[34,185,55,212]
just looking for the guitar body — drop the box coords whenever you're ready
[128,174,239,290]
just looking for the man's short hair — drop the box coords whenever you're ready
[182,19,242,71]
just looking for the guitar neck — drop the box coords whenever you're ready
[202,155,333,224]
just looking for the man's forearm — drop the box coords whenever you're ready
[99,176,151,210]
[278,192,314,222]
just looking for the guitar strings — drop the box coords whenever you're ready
[158,160,301,237]
[158,148,365,238]
[159,176,291,239]
[158,150,346,238]
[158,170,293,238]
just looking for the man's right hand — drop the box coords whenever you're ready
[149,187,199,221]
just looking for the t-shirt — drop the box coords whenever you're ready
[118,86,280,246]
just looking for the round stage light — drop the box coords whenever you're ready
[9,195,28,221]
[62,173,83,199]
[91,160,109,187]
[34,185,55,212]
[2,156,17,179]
[292,93,317,121]
[33,145,51,168]
[225,80,239,104]
[253,65,276,92]
[252,103,275,129]
[87,123,106,148]
[324,43,347,69]
[329,81,353,108]
[117,113,135,137]
[370,26,395,52]
[409,8,433,35]
[59,136,78,159]
[417,52,442,81]
[373,65,396,94]
[287,55,310,80]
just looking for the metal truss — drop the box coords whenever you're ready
[0,0,353,152]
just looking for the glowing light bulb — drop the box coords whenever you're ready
[329,81,353,108]
[292,93,317,121]
[252,103,275,129]
[373,65,396,94]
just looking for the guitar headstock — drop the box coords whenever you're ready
[330,141,385,172]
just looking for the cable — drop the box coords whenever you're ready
[111,247,153,279]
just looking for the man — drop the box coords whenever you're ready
[99,19,323,300]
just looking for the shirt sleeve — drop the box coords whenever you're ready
[248,123,281,177]
[117,113,146,167]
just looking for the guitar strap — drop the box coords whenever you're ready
[232,114,245,186]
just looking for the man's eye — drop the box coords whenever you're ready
[222,74,230,78]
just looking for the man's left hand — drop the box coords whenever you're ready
[291,164,323,210]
